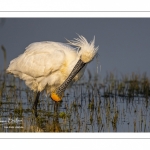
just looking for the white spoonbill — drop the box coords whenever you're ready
[6,35,98,108]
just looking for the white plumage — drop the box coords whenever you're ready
[7,35,98,101]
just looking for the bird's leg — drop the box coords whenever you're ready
[33,92,40,109]
[53,102,60,131]
[33,91,40,110]
[54,102,59,113]
[54,102,59,120]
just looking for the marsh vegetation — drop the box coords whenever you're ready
[0,69,150,132]
[1,19,150,132]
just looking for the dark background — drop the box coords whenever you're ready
[0,18,150,79]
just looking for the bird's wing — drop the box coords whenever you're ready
[7,42,67,78]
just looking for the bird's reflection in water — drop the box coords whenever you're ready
[31,101,62,132]
[48,102,62,132]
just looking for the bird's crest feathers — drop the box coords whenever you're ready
[66,35,99,63]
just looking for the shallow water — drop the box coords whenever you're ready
[0,73,150,132]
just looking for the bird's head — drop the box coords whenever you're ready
[67,35,99,63]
